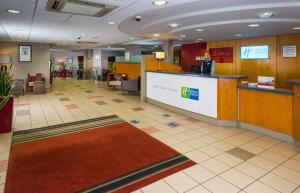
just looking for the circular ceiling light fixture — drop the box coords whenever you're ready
[168,23,181,28]
[130,37,135,40]
[153,33,160,37]
[195,40,200,43]
[248,24,260,27]
[258,12,274,18]
[7,9,21,14]
[195,29,204,32]
[179,34,186,38]
[107,21,116,25]
[197,38,203,41]
[153,0,168,6]
[292,27,300,30]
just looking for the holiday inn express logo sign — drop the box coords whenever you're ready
[181,87,199,101]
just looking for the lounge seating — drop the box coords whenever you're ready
[122,77,140,94]
[27,73,46,93]
[11,79,25,95]
[107,73,127,89]
[33,81,46,94]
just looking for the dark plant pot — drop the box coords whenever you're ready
[0,96,14,133]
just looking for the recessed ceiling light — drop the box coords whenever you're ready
[197,38,203,41]
[195,29,204,32]
[80,33,87,37]
[168,23,181,28]
[195,40,200,43]
[130,37,135,40]
[153,33,160,37]
[292,27,300,30]
[234,34,242,37]
[179,34,186,38]
[7,9,21,14]
[107,21,116,25]
[258,12,274,18]
[152,0,168,6]
[248,24,260,27]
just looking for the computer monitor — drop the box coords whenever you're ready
[190,65,201,74]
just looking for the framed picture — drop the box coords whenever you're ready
[19,45,32,62]
[67,58,73,64]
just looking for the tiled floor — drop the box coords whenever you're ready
[1,78,300,193]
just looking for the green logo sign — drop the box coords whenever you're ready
[181,87,199,100]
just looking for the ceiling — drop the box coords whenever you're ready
[0,0,300,48]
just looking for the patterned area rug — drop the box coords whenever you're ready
[6,115,195,193]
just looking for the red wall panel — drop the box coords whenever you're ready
[180,43,207,72]
[209,47,233,63]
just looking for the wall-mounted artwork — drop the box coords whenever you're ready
[209,47,233,63]
[67,58,73,64]
[19,45,32,62]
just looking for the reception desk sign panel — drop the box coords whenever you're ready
[147,72,217,118]
[181,87,199,101]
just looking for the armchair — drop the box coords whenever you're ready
[121,77,141,94]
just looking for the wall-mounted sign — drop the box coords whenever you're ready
[125,52,130,61]
[67,58,73,64]
[195,56,205,61]
[283,46,297,58]
[240,45,269,59]
[19,45,32,62]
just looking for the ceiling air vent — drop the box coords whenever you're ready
[46,0,118,17]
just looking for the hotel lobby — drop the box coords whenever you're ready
[1,0,300,193]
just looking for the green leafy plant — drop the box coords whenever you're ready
[0,64,15,109]
[60,63,67,70]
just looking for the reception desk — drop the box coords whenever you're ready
[146,71,247,126]
[239,86,293,141]
[288,80,300,146]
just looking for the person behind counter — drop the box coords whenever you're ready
[201,51,215,75]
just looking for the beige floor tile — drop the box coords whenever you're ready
[0,171,6,184]
[220,168,254,189]
[260,173,298,193]
[235,162,268,179]
[185,138,207,148]
[164,172,198,193]
[240,143,265,154]
[272,165,300,184]
[141,180,176,193]
[0,184,4,193]
[170,142,194,154]
[201,158,230,174]
[211,141,235,151]
[184,164,216,183]
[184,150,211,163]
[173,133,194,142]
[186,185,211,193]
[247,156,278,171]
[215,153,244,167]
[244,181,280,193]
[199,145,223,157]
[203,176,240,193]
[260,150,289,164]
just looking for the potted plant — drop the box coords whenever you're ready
[60,63,67,78]
[0,64,15,133]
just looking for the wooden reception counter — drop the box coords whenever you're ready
[288,80,300,146]
[144,71,300,145]
[239,86,293,142]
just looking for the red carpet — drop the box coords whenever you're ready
[6,116,195,193]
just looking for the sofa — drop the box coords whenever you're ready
[121,77,141,94]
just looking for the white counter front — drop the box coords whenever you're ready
[146,72,218,118]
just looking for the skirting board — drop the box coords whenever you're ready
[295,139,300,148]
[239,122,294,143]
[146,98,238,127]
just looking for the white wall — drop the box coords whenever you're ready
[0,41,50,86]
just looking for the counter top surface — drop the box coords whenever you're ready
[146,71,248,79]
[288,79,300,86]
[239,85,293,95]
[114,62,140,64]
